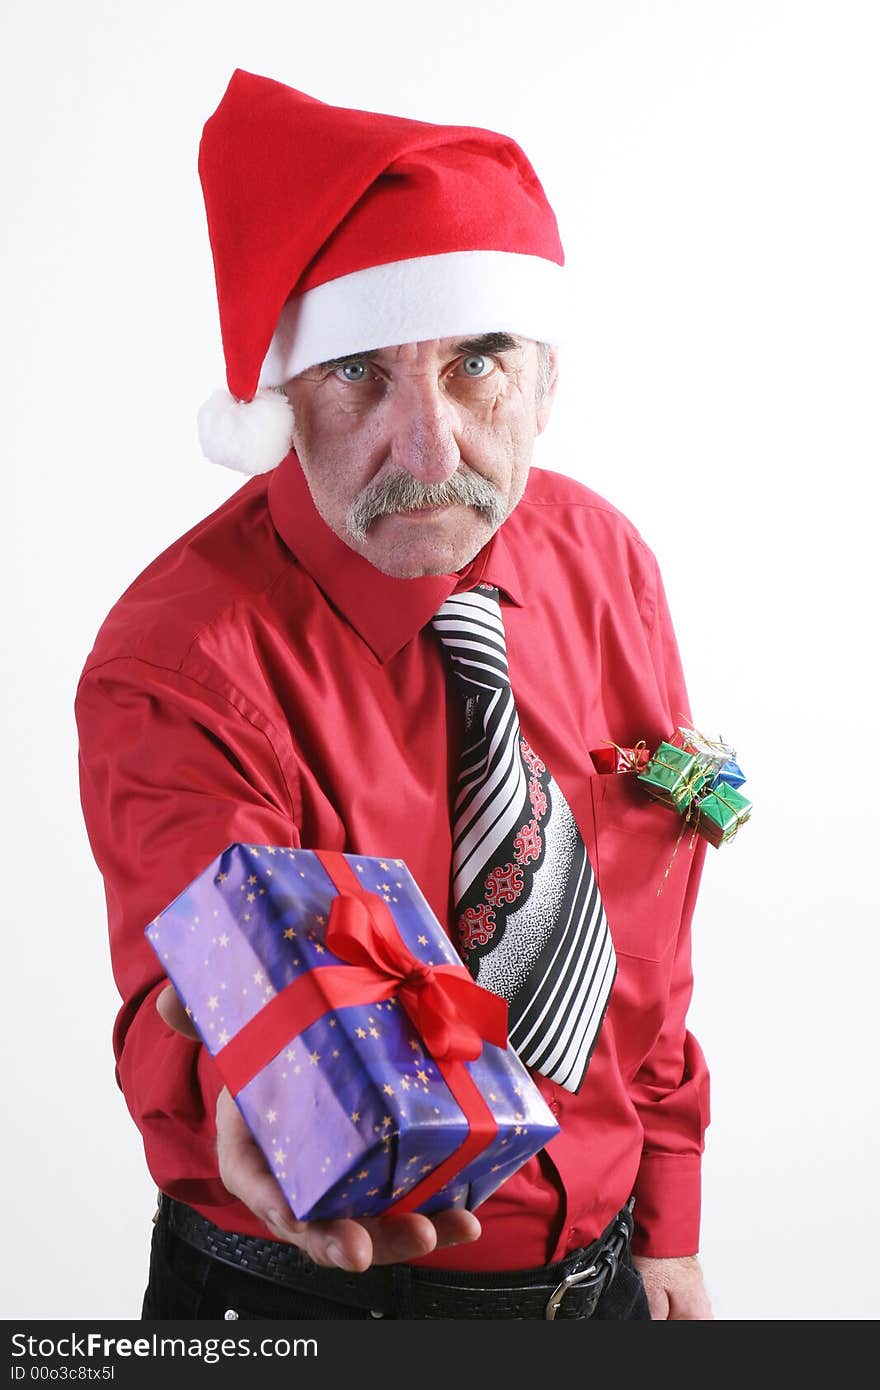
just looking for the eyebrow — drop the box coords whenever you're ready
[314,332,523,372]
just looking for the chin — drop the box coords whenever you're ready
[366,552,471,580]
[365,537,488,579]
[361,509,499,578]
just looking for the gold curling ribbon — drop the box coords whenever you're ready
[656,802,700,896]
[658,784,749,893]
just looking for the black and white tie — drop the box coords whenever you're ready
[432,584,616,1094]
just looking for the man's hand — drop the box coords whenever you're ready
[631,1254,713,1320]
[156,983,482,1271]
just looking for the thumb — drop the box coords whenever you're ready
[156,982,200,1040]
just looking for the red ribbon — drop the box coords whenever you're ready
[213,850,506,1215]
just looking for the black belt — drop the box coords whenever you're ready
[161,1194,635,1320]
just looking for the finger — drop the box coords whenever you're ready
[364,1207,480,1264]
[427,1208,482,1250]
[290,1206,481,1272]
[293,1212,436,1270]
[215,1088,306,1244]
[296,1218,377,1272]
[156,983,200,1040]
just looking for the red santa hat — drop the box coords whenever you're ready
[196,70,566,475]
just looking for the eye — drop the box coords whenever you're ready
[459,354,492,378]
[335,361,371,383]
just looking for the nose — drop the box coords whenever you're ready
[386,375,460,483]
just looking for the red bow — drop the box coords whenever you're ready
[324,889,507,1061]
[214,850,507,1097]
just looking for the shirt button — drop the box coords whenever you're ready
[549,1100,561,1116]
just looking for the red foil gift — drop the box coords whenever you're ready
[590,742,651,775]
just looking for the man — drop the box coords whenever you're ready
[75,70,712,1320]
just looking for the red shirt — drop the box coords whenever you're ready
[75,452,709,1267]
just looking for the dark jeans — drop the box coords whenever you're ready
[141,1204,652,1321]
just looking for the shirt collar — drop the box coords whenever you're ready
[268,451,524,664]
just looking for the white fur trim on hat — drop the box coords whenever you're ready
[196,387,294,475]
[258,249,567,386]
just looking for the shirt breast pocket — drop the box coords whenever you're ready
[587,772,695,962]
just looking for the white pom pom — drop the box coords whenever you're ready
[196,388,294,475]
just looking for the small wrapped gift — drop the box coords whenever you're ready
[669,725,735,780]
[670,725,747,795]
[637,741,713,812]
[146,844,559,1221]
[711,756,747,791]
[693,783,752,847]
[590,741,651,775]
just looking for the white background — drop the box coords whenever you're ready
[3,0,878,1322]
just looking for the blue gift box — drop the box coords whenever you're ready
[146,843,559,1221]
[711,757,746,791]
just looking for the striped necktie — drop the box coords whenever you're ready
[432,583,616,1094]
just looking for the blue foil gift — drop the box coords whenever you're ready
[146,843,559,1221]
[711,757,746,791]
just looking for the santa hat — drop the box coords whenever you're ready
[196,70,565,475]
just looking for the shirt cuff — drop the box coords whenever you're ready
[630,1153,702,1257]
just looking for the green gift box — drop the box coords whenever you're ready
[694,782,752,847]
[636,741,712,812]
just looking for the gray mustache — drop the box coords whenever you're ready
[346,466,505,542]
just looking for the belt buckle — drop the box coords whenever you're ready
[544,1262,601,1320]
[545,1198,635,1320]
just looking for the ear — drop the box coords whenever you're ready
[535,346,560,436]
